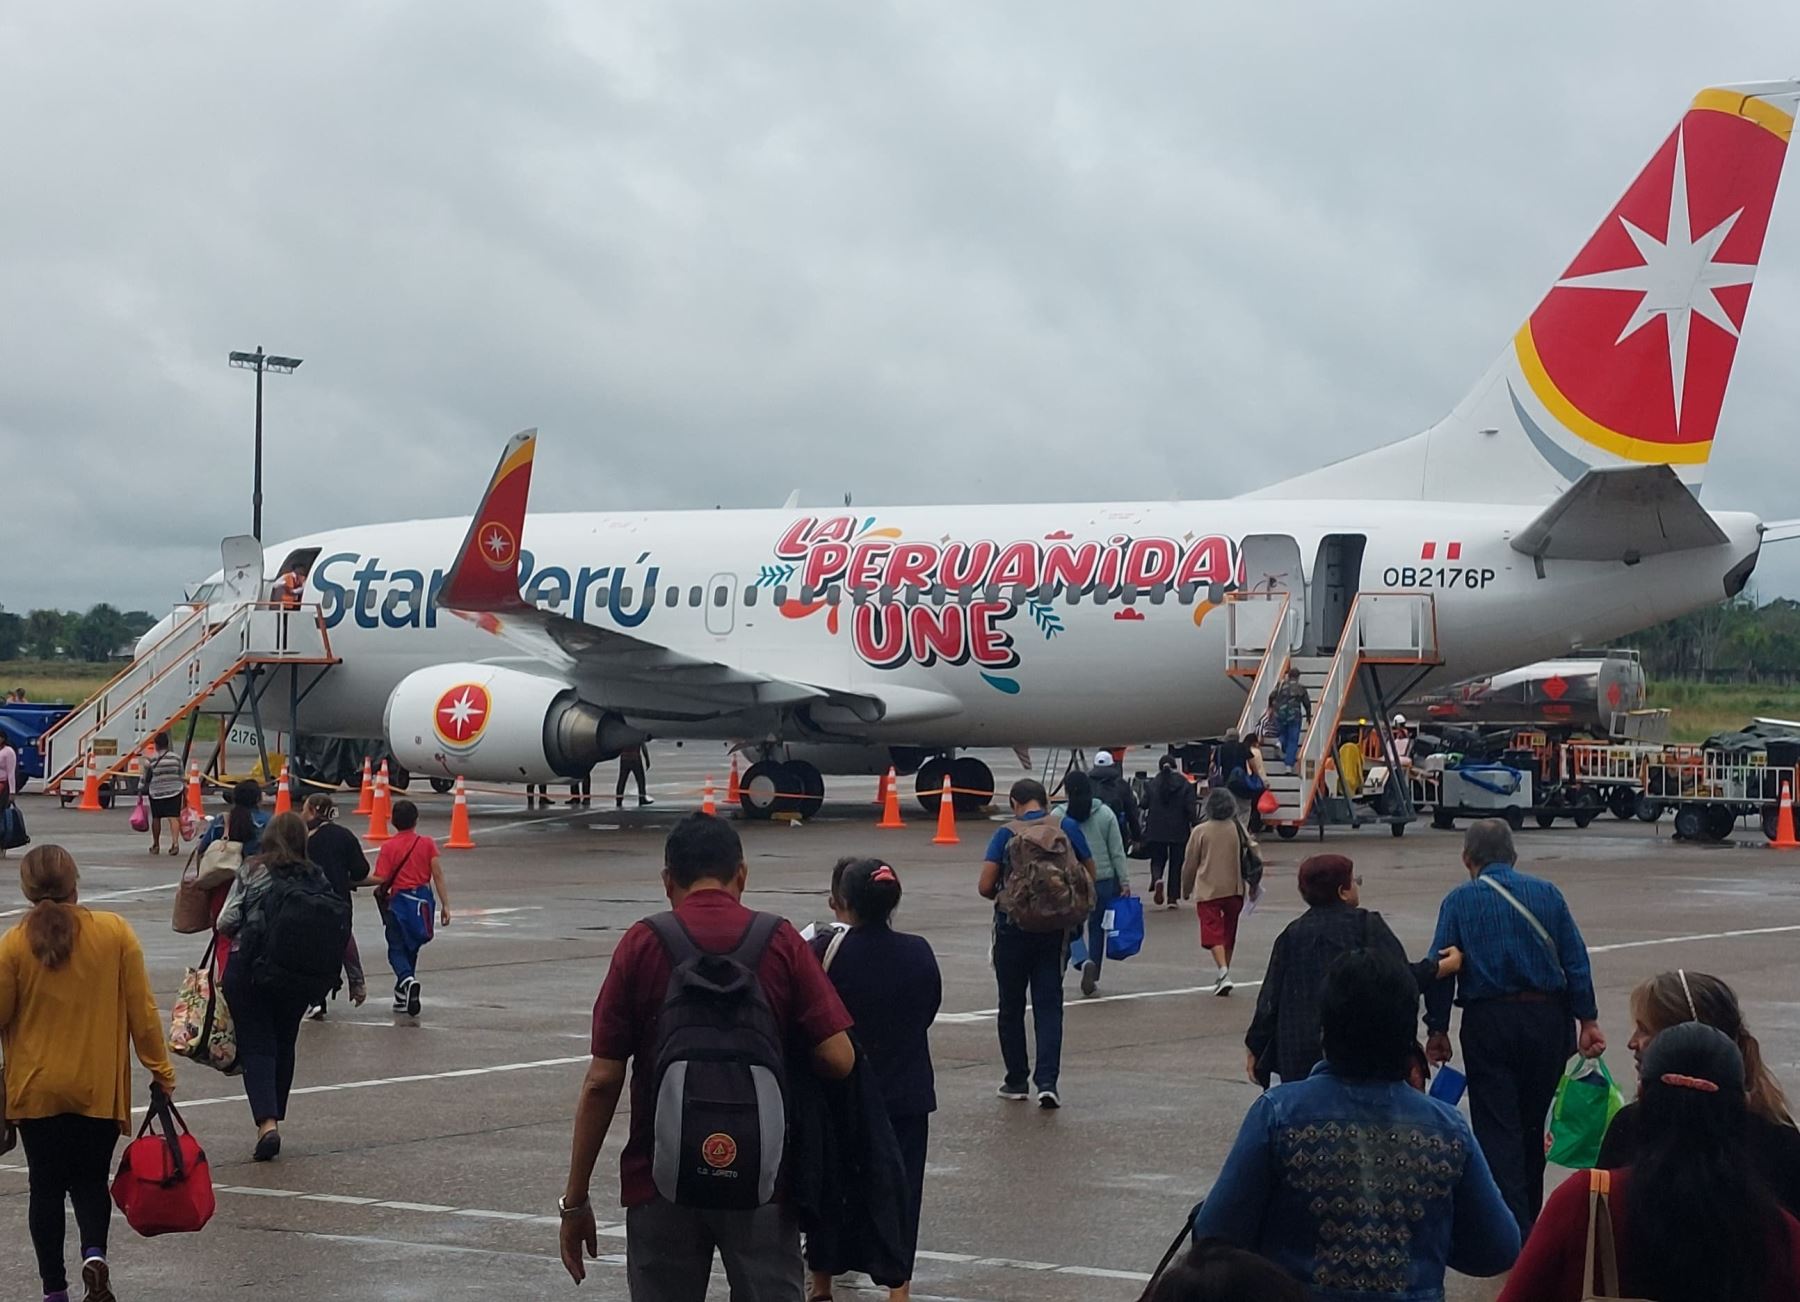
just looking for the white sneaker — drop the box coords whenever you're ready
[1213,970,1234,996]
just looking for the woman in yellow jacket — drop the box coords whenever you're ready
[0,844,176,1302]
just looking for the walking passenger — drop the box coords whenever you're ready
[616,743,653,807]
[558,814,856,1296]
[1500,1023,1800,1302]
[201,779,270,858]
[371,799,451,1018]
[1181,789,1257,995]
[1270,666,1311,770]
[1423,819,1605,1235]
[216,811,348,1161]
[806,858,941,1302]
[1244,853,1461,1085]
[1197,949,1520,1299]
[0,729,18,860]
[138,731,185,856]
[1598,969,1800,1214]
[1055,770,1130,998]
[979,779,1097,1108]
[1,845,177,1302]
[1141,754,1197,909]
[1087,750,1141,845]
[302,794,371,1018]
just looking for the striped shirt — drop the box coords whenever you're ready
[140,750,186,801]
[1424,864,1597,1032]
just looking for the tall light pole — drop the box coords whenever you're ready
[228,345,303,540]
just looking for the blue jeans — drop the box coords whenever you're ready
[993,922,1066,1092]
[384,908,421,988]
[1084,877,1122,980]
[1279,717,1303,768]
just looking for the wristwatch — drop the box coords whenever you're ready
[557,1193,589,1218]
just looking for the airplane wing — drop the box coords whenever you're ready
[438,432,957,725]
[1508,465,1729,563]
[1760,519,1800,546]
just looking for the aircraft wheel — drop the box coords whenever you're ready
[739,760,783,821]
[1503,806,1525,831]
[389,764,412,792]
[951,756,995,814]
[782,760,825,821]
[1535,812,1556,829]
[1705,803,1738,843]
[1672,804,1705,841]
[1608,787,1638,821]
[1276,825,1299,841]
[915,758,952,814]
[430,777,454,795]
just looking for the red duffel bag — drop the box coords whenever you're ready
[111,1089,214,1236]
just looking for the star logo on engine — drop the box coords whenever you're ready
[432,683,493,749]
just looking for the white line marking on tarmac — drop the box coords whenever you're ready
[936,981,1263,1024]
[466,808,603,837]
[0,882,178,918]
[1588,923,1800,953]
[0,1165,1150,1288]
[124,1055,591,1114]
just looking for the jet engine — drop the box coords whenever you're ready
[384,664,633,784]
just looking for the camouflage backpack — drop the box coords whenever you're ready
[998,818,1096,932]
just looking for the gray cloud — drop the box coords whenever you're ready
[3,2,1798,615]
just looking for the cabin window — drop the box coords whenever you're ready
[827,585,842,606]
[1067,588,1082,607]
[613,587,631,612]
[773,585,789,606]
[1121,586,1139,605]
[743,585,759,608]
[1093,587,1110,607]
[1178,583,1198,606]
[689,586,703,608]
[712,585,729,608]
[665,586,679,608]
[1149,584,1167,605]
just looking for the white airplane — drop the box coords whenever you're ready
[134,80,1800,820]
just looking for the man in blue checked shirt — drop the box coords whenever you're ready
[1424,819,1607,1237]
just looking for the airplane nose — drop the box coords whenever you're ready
[135,613,177,657]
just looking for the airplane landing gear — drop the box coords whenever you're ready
[739,760,783,820]
[737,757,824,821]
[915,755,995,814]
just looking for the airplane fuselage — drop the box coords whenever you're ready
[224,499,1760,748]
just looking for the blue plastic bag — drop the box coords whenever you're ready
[1105,894,1144,961]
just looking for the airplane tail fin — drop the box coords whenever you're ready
[441,429,536,612]
[1253,81,1798,504]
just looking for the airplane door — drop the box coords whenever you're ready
[705,572,737,636]
[215,535,265,621]
[1238,534,1306,651]
[1311,534,1366,654]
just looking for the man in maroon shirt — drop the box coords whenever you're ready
[559,814,856,1297]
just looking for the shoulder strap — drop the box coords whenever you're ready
[1583,1168,1623,1298]
[728,912,783,968]
[821,926,849,973]
[1477,875,1559,959]
[643,912,701,965]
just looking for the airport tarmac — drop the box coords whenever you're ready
[3,745,1799,1301]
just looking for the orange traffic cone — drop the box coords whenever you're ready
[78,753,103,812]
[186,762,204,818]
[368,762,392,843]
[273,762,293,816]
[1772,780,1799,850]
[727,757,741,806]
[878,766,905,829]
[931,776,959,845]
[355,755,374,816]
[446,776,476,849]
[702,777,718,816]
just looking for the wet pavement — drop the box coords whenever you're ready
[3,745,1799,1300]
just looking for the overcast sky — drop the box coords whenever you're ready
[4,3,1798,616]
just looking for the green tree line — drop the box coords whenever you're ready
[1628,593,1800,683]
[0,604,158,663]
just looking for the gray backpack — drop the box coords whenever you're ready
[643,913,787,1210]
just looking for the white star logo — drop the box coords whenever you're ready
[483,527,511,560]
[438,688,486,741]
[1554,127,1756,430]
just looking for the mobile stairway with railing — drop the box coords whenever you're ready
[1227,591,1442,838]
[39,603,338,796]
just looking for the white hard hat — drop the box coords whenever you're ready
[1392,713,1408,726]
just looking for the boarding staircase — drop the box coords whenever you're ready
[1228,591,1441,829]
[39,603,337,788]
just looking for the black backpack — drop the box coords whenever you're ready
[644,912,788,1211]
[251,869,352,1002]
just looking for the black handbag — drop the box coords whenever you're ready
[1,800,28,851]
[1135,1201,1205,1302]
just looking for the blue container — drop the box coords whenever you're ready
[1429,1064,1468,1106]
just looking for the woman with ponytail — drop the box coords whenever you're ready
[0,845,175,1302]
[1596,969,1800,1215]
[1501,1022,1800,1301]
[806,857,941,1302]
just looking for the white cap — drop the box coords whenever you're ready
[1392,713,1407,726]
[1092,751,1116,768]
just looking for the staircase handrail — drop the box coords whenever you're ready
[1228,593,1296,740]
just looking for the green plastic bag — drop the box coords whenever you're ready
[1546,1054,1625,1169]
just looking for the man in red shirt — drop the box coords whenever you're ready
[559,814,856,1297]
